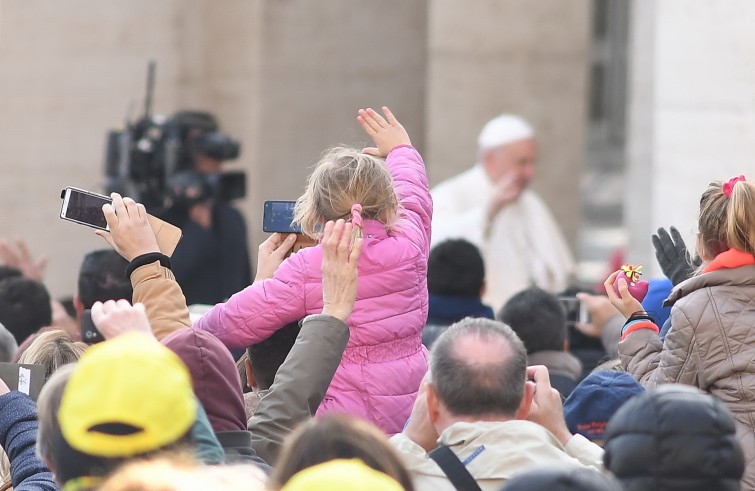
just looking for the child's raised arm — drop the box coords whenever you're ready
[357,107,432,256]
[357,107,411,158]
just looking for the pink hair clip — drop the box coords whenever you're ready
[723,175,746,198]
[350,204,363,228]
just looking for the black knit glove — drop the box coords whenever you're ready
[651,226,701,286]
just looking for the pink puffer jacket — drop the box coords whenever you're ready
[194,145,431,434]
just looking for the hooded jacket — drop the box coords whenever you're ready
[194,145,432,434]
[619,250,755,488]
[603,385,744,491]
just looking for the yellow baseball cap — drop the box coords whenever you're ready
[281,459,404,491]
[58,332,197,458]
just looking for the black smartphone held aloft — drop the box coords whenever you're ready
[81,309,105,344]
[262,200,301,234]
[558,296,591,327]
[60,187,112,231]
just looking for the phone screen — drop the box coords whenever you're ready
[263,200,301,233]
[61,188,112,230]
[558,296,591,326]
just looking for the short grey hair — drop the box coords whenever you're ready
[429,317,527,417]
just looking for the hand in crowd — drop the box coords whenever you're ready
[525,365,572,446]
[604,270,645,319]
[97,193,160,262]
[651,226,700,286]
[402,372,439,452]
[91,299,153,340]
[485,171,521,223]
[0,237,47,281]
[255,233,297,282]
[574,293,620,338]
[357,106,411,158]
[321,219,363,322]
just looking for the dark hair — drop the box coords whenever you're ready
[0,277,52,343]
[428,239,485,297]
[430,317,527,417]
[245,321,301,390]
[271,415,414,491]
[0,266,22,283]
[78,250,132,309]
[498,287,566,354]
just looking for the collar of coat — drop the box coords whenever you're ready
[664,249,755,307]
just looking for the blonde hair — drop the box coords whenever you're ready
[698,179,755,261]
[293,147,400,239]
[18,329,86,382]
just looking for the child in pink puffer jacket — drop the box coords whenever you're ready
[194,107,431,434]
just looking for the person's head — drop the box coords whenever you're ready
[498,287,567,354]
[293,147,400,239]
[697,177,755,261]
[0,277,52,343]
[18,329,86,381]
[562,370,644,446]
[428,239,486,298]
[427,318,530,432]
[281,459,405,491]
[271,415,413,491]
[477,114,537,198]
[245,321,301,391]
[0,266,21,283]
[603,385,744,491]
[499,464,624,491]
[75,250,131,317]
[0,323,17,363]
[37,333,197,486]
[162,329,247,433]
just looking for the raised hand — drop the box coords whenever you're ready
[321,219,363,322]
[255,233,297,282]
[604,270,645,319]
[357,107,411,158]
[651,226,699,286]
[0,237,47,281]
[91,299,153,339]
[96,193,160,262]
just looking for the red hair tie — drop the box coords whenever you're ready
[723,175,746,198]
[350,204,363,228]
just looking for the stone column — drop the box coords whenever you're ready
[625,0,755,274]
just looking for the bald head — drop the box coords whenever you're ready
[430,318,527,417]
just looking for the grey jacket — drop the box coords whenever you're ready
[619,264,755,489]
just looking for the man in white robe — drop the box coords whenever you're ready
[431,115,575,310]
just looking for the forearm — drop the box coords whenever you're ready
[130,260,191,340]
[564,434,605,471]
[249,314,349,465]
[0,393,57,491]
[386,146,432,247]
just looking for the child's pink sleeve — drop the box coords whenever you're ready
[193,253,310,349]
[385,145,432,257]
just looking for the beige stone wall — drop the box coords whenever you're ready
[626,0,755,272]
[425,0,592,248]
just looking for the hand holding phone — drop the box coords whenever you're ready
[60,187,182,257]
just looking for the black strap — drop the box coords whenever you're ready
[428,445,482,491]
[125,252,172,277]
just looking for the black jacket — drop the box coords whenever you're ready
[604,385,744,491]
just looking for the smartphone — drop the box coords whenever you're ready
[558,296,591,326]
[262,200,301,234]
[81,309,104,344]
[60,187,111,231]
[60,186,184,256]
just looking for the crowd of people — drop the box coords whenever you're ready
[0,105,752,491]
